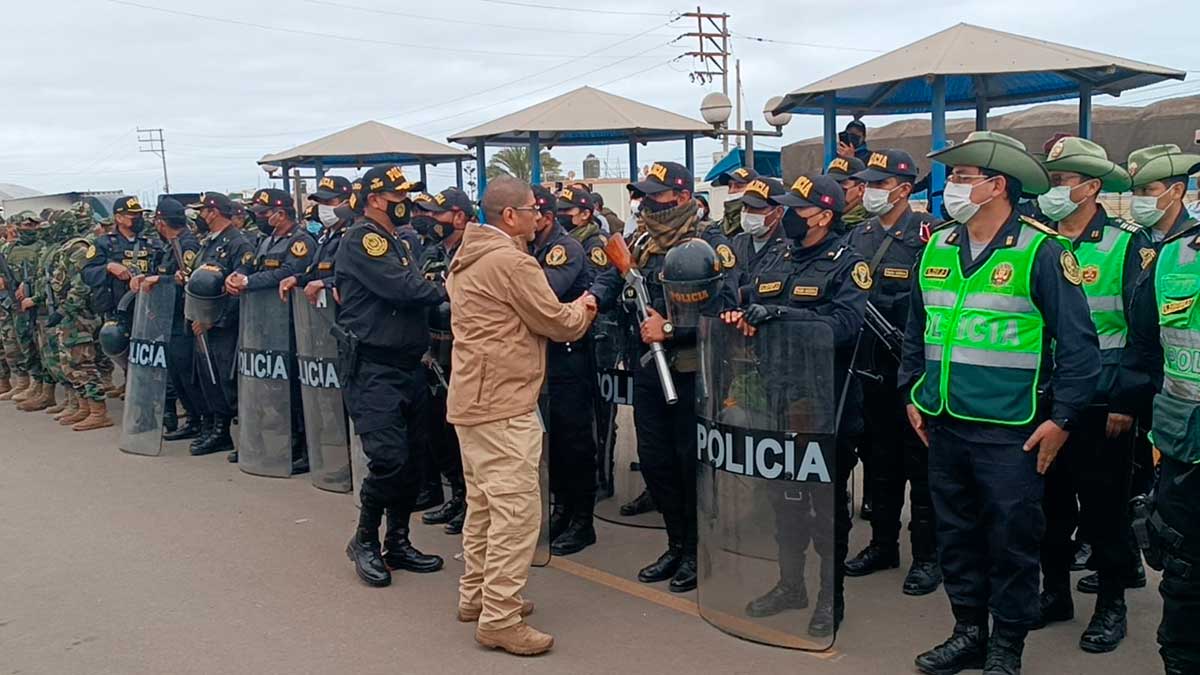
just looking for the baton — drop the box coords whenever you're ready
[605,235,678,405]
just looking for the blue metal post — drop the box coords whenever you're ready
[281,162,290,192]
[475,142,487,222]
[314,160,325,180]
[419,162,428,186]
[1078,83,1093,139]
[455,159,463,189]
[629,140,638,183]
[931,75,947,217]
[823,93,837,167]
[530,132,542,185]
[684,134,695,177]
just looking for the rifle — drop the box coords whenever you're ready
[863,301,905,361]
[167,236,217,385]
[604,234,678,405]
[43,256,62,326]
[0,251,17,312]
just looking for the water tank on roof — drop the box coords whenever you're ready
[582,153,600,180]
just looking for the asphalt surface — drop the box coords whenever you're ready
[0,400,1165,675]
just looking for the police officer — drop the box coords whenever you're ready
[556,187,610,279]
[900,132,1101,675]
[713,166,758,237]
[1113,144,1200,675]
[133,198,205,441]
[825,157,868,232]
[727,177,791,298]
[841,149,942,596]
[230,200,261,250]
[414,187,475,535]
[185,192,255,457]
[278,175,354,306]
[226,188,315,471]
[589,161,735,592]
[337,164,445,587]
[723,173,868,636]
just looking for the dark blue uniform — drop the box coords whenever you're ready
[81,230,158,316]
[843,208,938,579]
[295,220,349,289]
[335,216,444,515]
[151,230,203,425]
[899,209,1101,631]
[728,229,791,303]
[192,225,255,419]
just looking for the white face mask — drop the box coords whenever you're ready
[1131,191,1171,228]
[862,186,898,215]
[317,204,340,228]
[1036,184,1085,222]
[741,211,770,237]
[943,177,995,224]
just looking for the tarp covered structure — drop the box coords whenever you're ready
[703,148,781,183]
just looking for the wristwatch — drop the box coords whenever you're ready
[662,321,675,338]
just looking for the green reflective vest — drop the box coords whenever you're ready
[1152,223,1200,464]
[912,223,1059,425]
[1073,221,1134,363]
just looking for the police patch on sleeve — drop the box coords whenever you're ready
[289,241,308,258]
[716,244,736,269]
[182,250,196,271]
[589,247,608,267]
[851,261,873,290]
[362,232,389,257]
[546,244,567,267]
[241,251,254,266]
[1060,250,1083,285]
[1140,247,1157,270]
[85,244,97,260]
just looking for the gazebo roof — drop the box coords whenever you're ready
[447,86,714,147]
[774,23,1185,115]
[258,121,472,168]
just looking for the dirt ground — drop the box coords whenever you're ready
[0,401,1165,674]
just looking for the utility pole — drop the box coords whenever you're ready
[681,7,731,153]
[137,128,170,194]
[735,58,743,150]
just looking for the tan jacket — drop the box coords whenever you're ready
[446,224,591,426]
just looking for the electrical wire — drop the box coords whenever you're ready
[472,0,675,17]
[731,32,885,54]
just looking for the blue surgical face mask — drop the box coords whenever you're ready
[306,220,322,235]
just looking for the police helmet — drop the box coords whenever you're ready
[659,238,723,328]
[98,320,130,358]
[184,265,229,325]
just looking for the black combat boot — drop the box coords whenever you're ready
[619,489,657,516]
[187,416,215,454]
[444,507,466,535]
[904,506,942,595]
[915,610,988,675]
[193,416,234,457]
[551,508,596,557]
[1079,591,1127,653]
[414,479,444,512]
[637,545,682,583]
[422,485,465,525]
[745,578,809,618]
[1077,559,1146,594]
[668,552,697,593]
[1030,588,1073,630]
[291,441,309,475]
[548,503,572,542]
[162,403,178,433]
[166,415,202,442]
[382,510,443,573]
[904,559,944,596]
[346,505,391,587]
[844,542,900,577]
[983,627,1025,675]
[1071,541,1092,572]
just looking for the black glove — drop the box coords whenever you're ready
[46,310,63,327]
[742,303,777,327]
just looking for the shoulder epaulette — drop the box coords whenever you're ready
[1019,215,1058,236]
[1114,218,1141,234]
[1163,220,1200,246]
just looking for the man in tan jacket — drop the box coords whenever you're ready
[446,176,596,656]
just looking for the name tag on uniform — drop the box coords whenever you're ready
[924,267,951,280]
[264,259,281,269]
[1163,298,1194,315]
[792,285,819,297]
[883,267,910,279]
[757,281,783,296]
[317,262,333,271]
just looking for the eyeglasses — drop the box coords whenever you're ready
[508,205,540,214]
[947,173,991,184]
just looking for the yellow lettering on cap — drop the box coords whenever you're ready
[791,176,813,199]
[562,188,574,202]
[746,180,770,200]
[649,164,668,182]
[868,152,888,169]
[320,177,335,190]
[386,167,405,183]
[829,159,849,173]
[434,193,447,205]
[257,191,270,204]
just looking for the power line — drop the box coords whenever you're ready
[472,0,675,17]
[731,32,885,54]
[107,0,606,59]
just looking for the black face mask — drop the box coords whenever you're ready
[555,213,576,229]
[128,215,145,234]
[782,208,812,241]
[412,215,437,238]
[640,197,675,214]
[256,212,275,236]
[387,199,412,228]
[427,218,455,243]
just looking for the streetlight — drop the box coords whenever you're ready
[699,93,791,177]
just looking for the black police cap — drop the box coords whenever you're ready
[310,175,354,202]
[714,166,759,187]
[360,164,425,196]
[248,188,294,215]
[740,177,786,209]
[824,157,867,182]
[854,149,919,182]
[112,195,148,215]
[772,173,846,214]
[628,161,694,197]
[154,197,186,224]
[417,187,475,216]
[187,191,236,215]
[532,185,556,215]
[556,186,594,211]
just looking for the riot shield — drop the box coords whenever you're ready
[592,368,664,529]
[118,282,176,456]
[533,399,551,568]
[237,289,294,478]
[695,318,839,651]
[292,288,351,492]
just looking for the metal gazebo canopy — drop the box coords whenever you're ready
[447,86,715,197]
[771,23,1185,210]
[258,120,474,190]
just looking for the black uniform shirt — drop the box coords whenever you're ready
[567,222,610,287]
[193,225,255,329]
[535,224,588,302]
[334,217,444,360]
[296,222,349,288]
[82,229,158,311]
[729,228,791,305]
[899,209,1101,442]
[151,229,200,335]
[845,207,935,326]
[237,224,316,292]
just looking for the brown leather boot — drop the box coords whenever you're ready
[0,374,26,401]
[73,399,114,431]
[475,621,554,656]
[105,384,125,399]
[56,392,80,423]
[0,377,11,396]
[61,396,90,425]
[10,376,37,402]
[45,387,67,414]
[17,383,50,412]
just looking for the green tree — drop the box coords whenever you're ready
[486,147,563,182]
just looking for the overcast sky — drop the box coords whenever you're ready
[1,0,1196,203]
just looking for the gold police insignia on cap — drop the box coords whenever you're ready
[851,261,873,290]
[589,248,608,267]
[1047,140,1066,161]
[1140,248,1157,270]
[362,232,389,257]
[1128,161,1139,176]
[716,244,736,269]
[290,241,308,257]
[546,244,568,267]
[1060,250,1083,285]
[85,245,97,260]
[991,262,1014,287]
[257,191,270,205]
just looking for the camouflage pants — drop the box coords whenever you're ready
[59,330,105,403]
[0,316,20,376]
[35,316,64,385]
[15,313,43,382]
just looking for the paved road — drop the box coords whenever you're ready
[0,402,1164,674]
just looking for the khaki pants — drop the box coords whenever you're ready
[457,411,542,630]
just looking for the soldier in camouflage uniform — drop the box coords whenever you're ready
[17,211,68,413]
[53,205,112,430]
[9,212,48,405]
[0,218,17,396]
